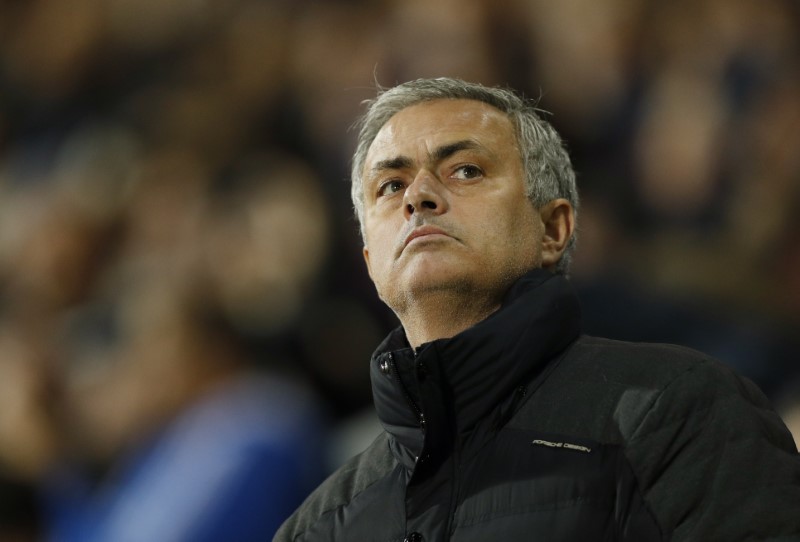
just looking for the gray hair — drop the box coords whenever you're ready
[350,77,579,274]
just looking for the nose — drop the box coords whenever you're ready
[403,170,448,220]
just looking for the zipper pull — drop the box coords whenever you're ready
[379,353,392,376]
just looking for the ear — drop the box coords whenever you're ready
[539,199,575,269]
[362,245,374,280]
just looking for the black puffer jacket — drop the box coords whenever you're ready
[275,270,800,541]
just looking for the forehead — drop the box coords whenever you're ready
[364,99,517,167]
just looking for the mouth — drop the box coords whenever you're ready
[403,225,451,249]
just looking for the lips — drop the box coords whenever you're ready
[404,225,450,248]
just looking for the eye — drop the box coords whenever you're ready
[452,164,483,180]
[378,179,405,197]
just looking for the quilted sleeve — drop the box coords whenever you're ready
[624,359,800,541]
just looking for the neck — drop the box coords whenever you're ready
[396,289,503,349]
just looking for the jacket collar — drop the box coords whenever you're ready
[370,268,582,471]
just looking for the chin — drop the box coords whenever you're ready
[404,266,480,297]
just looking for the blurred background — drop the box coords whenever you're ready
[0,0,798,539]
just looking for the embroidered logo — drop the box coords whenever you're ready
[531,439,592,454]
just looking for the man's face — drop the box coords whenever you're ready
[361,99,544,314]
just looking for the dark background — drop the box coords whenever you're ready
[0,0,798,530]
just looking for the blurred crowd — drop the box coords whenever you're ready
[0,0,798,539]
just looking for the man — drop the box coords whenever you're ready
[275,78,800,541]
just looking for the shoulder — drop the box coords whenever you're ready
[564,335,775,410]
[514,335,784,444]
[273,432,396,542]
[574,339,800,539]
[550,334,752,400]
[561,335,714,383]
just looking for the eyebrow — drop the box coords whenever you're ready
[430,139,481,162]
[371,155,414,174]
[369,139,483,177]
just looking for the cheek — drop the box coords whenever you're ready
[506,205,543,262]
[364,224,392,271]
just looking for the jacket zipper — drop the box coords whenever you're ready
[389,352,426,431]
[446,432,461,537]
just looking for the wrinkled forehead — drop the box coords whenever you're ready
[363,99,517,171]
